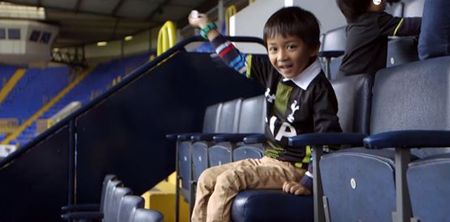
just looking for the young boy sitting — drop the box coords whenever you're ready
[337,0,421,76]
[188,6,342,222]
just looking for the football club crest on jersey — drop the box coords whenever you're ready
[287,100,300,123]
[265,88,275,103]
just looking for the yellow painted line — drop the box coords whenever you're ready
[1,67,95,145]
[0,68,26,104]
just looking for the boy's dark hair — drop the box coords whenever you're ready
[336,0,371,22]
[263,7,320,50]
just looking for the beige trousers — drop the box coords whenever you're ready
[191,156,306,222]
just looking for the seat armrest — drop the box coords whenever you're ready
[364,130,450,149]
[243,134,266,144]
[166,133,179,140]
[166,133,202,141]
[191,133,217,142]
[61,211,103,220]
[288,133,366,147]
[318,50,344,58]
[61,203,99,212]
[178,133,202,141]
[213,133,260,143]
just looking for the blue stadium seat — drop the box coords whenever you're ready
[206,98,242,167]
[407,153,450,221]
[130,208,164,222]
[231,95,266,161]
[62,178,124,221]
[118,195,145,222]
[387,37,418,67]
[319,26,346,80]
[62,174,118,213]
[402,0,425,17]
[385,1,404,16]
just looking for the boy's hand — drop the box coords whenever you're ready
[282,181,312,195]
[188,10,209,29]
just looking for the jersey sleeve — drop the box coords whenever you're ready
[299,163,313,193]
[377,12,421,37]
[312,79,342,133]
[210,35,272,86]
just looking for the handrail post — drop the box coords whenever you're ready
[68,120,77,207]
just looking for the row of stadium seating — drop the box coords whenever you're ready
[318,0,425,80]
[167,94,266,213]
[0,52,151,146]
[170,55,450,221]
[320,27,419,80]
[0,65,18,89]
[61,174,163,222]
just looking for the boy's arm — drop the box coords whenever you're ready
[284,78,342,195]
[188,11,247,75]
[378,12,421,37]
[391,17,421,37]
[300,77,342,193]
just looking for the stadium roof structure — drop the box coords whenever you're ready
[0,0,217,48]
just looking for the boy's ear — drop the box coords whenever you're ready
[309,45,320,57]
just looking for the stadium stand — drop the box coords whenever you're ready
[0,52,151,147]
[0,65,18,89]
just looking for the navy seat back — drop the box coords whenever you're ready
[385,2,404,16]
[319,26,346,80]
[402,0,424,17]
[237,95,265,134]
[371,56,450,157]
[207,98,242,167]
[232,95,267,161]
[407,153,450,221]
[202,103,222,133]
[106,186,132,222]
[387,37,419,68]
[131,208,164,222]
[100,175,118,210]
[332,74,372,134]
[118,195,145,222]
[103,180,122,215]
[216,98,242,133]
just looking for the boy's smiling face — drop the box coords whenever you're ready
[267,34,318,79]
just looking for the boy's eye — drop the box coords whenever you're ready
[287,44,297,50]
[268,47,278,53]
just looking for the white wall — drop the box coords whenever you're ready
[0,20,58,64]
[230,0,346,53]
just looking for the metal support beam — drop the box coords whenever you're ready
[67,120,77,206]
[112,0,126,16]
[392,148,412,222]
[146,0,171,21]
[74,0,83,13]
[313,146,325,222]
